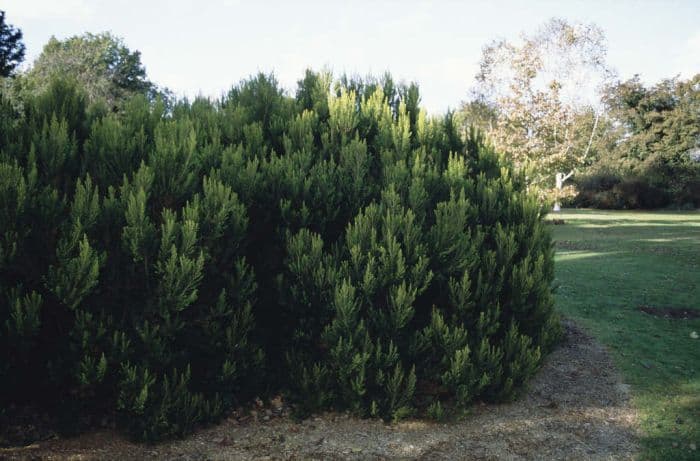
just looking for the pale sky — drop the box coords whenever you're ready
[2,0,699,113]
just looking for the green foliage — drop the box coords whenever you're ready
[0,11,25,77]
[574,73,700,208]
[0,69,558,440]
[22,32,154,107]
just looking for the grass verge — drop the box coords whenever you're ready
[552,209,700,460]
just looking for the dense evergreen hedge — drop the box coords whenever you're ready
[0,72,560,441]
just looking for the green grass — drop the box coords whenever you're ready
[552,209,700,460]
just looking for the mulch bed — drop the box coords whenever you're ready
[0,320,639,461]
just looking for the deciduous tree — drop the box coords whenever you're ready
[25,32,154,106]
[467,18,614,208]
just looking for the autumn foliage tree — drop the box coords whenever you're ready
[465,18,614,207]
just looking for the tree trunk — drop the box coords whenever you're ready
[553,171,574,212]
[553,112,600,212]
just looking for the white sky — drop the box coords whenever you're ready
[2,0,699,114]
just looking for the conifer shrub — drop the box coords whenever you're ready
[0,72,560,441]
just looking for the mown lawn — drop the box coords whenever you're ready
[552,209,700,460]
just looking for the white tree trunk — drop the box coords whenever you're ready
[553,112,600,212]
[553,170,574,212]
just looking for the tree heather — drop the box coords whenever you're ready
[0,71,560,441]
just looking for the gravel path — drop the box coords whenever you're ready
[1,320,639,460]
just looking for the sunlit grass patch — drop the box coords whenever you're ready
[553,209,700,461]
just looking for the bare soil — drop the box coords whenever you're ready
[0,320,639,460]
[638,305,700,320]
[545,219,567,225]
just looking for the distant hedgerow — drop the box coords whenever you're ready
[0,71,560,441]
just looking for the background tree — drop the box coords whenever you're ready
[602,74,700,166]
[574,73,700,208]
[466,18,615,208]
[0,10,25,77]
[24,32,154,107]
[457,99,499,134]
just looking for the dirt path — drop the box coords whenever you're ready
[1,320,639,460]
